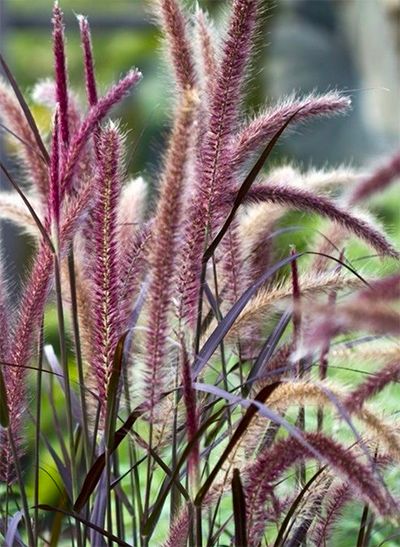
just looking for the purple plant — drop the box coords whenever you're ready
[0,1,398,545]
[86,125,124,410]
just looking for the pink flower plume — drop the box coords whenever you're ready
[77,15,98,107]
[232,92,351,169]
[158,0,196,90]
[52,2,69,149]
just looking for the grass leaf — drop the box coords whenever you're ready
[232,468,247,547]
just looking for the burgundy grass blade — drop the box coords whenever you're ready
[180,335,199,481]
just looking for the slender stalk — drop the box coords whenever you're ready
[53,255,82,547]
[356,504,370,547]
[113,453,124,541]
[291,250,306,489]
[33,321,44,547]
[195,504,202,547]
[8,428,35,547]
[211,255,232,431]
[106,449,113,547]
[170,365,181,523]
[122,366,141,546]
[68,250,91,469]
[142,422,154,547]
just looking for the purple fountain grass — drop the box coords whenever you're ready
[86,125,124,410]
[313,150,400,271]
[49,108,60,237]
[357,273,400,301]
[244,432,397,545]
[162,503,192,547]
[60,68,142,195]
[195,8,217,98]
[0,254,9,368]
[311,481,353,546]
[0,80,48,197]
[119,220,152,329]
[52,3,69,151]
[344,360,400,414]
[157,0,196,91]
[77,13,102,162]
[232,92,351,170]
[204,0,261,309]
[144,89,197,419]
[0,240,53,482]
[220,222,247,310]
[226,182,399,258]
[78,15,98,107]
[177,0,261,325]
[348,150,400,204]
[0,171,94,482]
[116,177,149,325]
[0,2,399,543]
[311,301,400,349]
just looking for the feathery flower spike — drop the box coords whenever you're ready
[144,89,197,418]
[177,0,261,324]
[52,2,69,150]
[245,432,396,545]
[227,183,399,258]
[158,0,196,90]
[348,150,400,204]
[195,8,217,98]
[78,15,98,107]
[344,360,400,413]
[0,79,49,197]
[60,68,142,194]
[1,174,94,481]
[232,93,351,169]
[88,125,124,410]
[49,108,60,238]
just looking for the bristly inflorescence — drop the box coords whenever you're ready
[0,0,398,544]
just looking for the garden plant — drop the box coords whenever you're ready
[0,0,399,545]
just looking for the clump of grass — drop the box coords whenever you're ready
[0,1,399,545]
